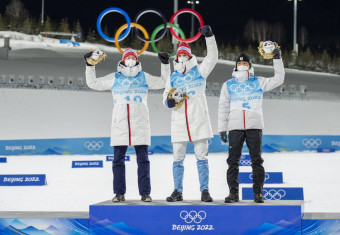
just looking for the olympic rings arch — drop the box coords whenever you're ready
[115,23,150,55]
[134,8,167,42]
[96,7,131,43]
[151,23,186,57]
[96,7,205,55]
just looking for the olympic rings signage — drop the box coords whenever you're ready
[180,210,206,224]
[96,8,204,56]
[84,141,104,151]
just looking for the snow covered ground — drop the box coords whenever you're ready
[0,152,339,213]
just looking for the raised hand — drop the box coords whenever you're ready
[158,52,170,64]
[199,25,213,37]
[273,48,282,59]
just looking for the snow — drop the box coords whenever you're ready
[0,152,340,213]
[1,89,340,141]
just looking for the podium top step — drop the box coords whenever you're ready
[92,200,304,206]
[0,211,89,219]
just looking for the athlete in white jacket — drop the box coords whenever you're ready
[162,25,218,202]
[218,50,285,203]
[85,48,170,203]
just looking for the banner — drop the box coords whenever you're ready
[0,174,46,186]
[72,161,103,168]
[242,187,304,200]
[239,172,283,184]
[0,135,339,156]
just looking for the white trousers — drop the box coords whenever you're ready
[173,138,209,161]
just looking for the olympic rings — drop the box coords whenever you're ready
[134,8,167,42]
[169,8,204,43]
[115,23,149,55]
[96,7,205,55]
[97,8,131,43]
[151,23,186,57]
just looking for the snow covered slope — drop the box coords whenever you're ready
[0,88,339,141]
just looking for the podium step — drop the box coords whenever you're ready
[90,200,304,235]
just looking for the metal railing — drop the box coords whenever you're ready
[0,74,310,100]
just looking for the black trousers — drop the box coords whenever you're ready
[227,129,264,194]
[112,145,150,196]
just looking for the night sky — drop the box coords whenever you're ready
[1,0,340,52]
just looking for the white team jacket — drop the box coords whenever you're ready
[218,58,285,132]
[86,62,170,146]
[163,36,218,143]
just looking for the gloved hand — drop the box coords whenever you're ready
[158,52,170,64]
[165,98,175,108]
[273,48,281,59]
[220,131,228,143]
[84,51,94,66]
[199,25,213,37]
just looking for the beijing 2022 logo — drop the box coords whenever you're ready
[172,210,214,232]
[302,138,322,148]
[84,141,104,151]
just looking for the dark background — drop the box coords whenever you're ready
[1,0,340,52]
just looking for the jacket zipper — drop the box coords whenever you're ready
[243,110,246,130]
[185,99,192,142]
[127,104,131,146]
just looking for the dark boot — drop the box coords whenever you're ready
[254,193,264,203]
[201,189,213,202]
[166,189,183,202]
[141,194,152,202]
[112,194,125,203]
[224,193,239,203]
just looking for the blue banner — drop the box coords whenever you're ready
[72,161,103,168]
[90,202,303,235]
[0,218,90,235]
[317,148,335,153]
[0,135,339,156]
[242,187,304,200]
[106,156,130,161]
[0,174,46,186]
[239,172,283,184]
[0,157,6,163]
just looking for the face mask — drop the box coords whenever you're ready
[125,59,136,67]
[178,57,188,63]
[237,65,249,71]
[174,62,185,74]
[233,71,249,81]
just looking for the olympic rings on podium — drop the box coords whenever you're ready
[169,8,204,43]
[96,7,205,55]
[115,23,149,55]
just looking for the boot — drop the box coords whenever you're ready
[254,193,264,203]
[166,189,183,202]
[224,193,239,203]
[201,189,213,202]
[112,194,125,203]
[141,194,152,202]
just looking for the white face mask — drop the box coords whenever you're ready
[174,62,185,74]
[178,57,188,63]
[233,71,249,81]
[237,65,249,71]
[125,59,136,67]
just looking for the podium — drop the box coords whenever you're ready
[89,200,304,235]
